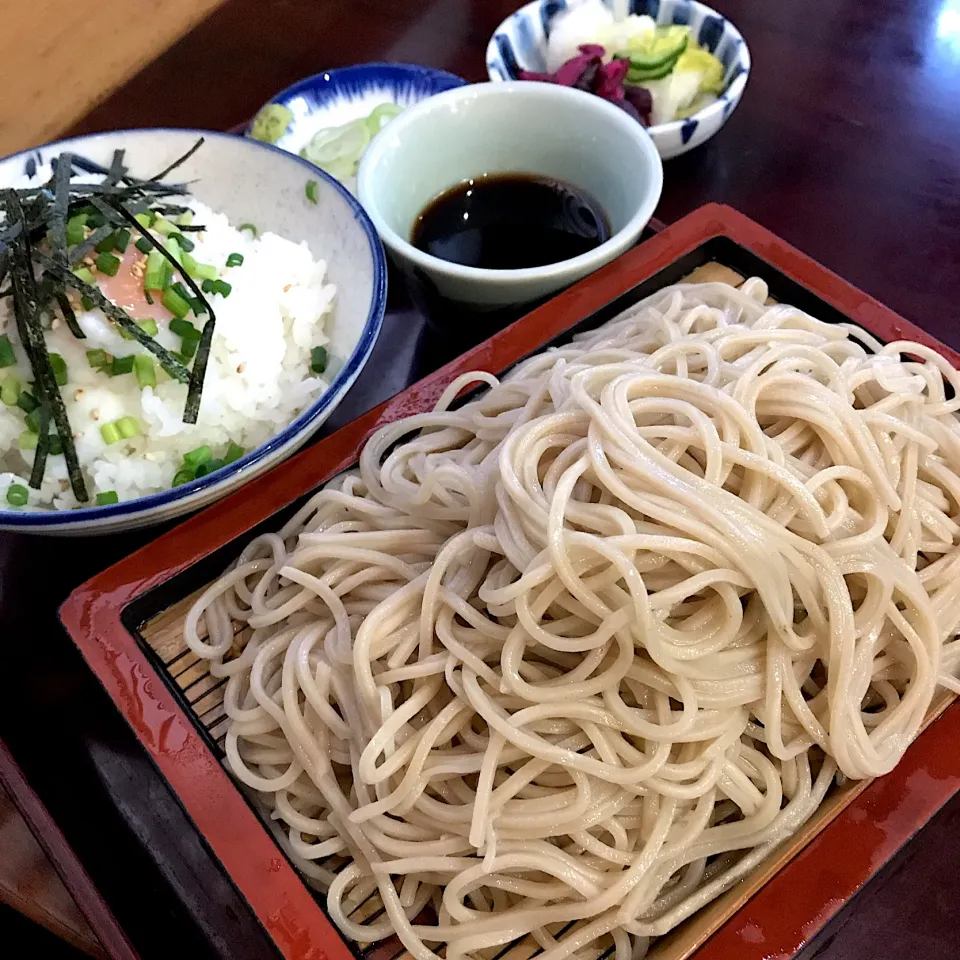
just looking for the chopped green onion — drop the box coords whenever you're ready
[16,391,38,413]
[180,335,198,359]
[96,251,121,276]
[162,287,191,320]
[144,249,167,290]
[86,349,110,369]
[215,279,232,297]
[100,422,121,444]
[6,484,28,507]
[174,233,195,252]
[134,211,154,229]
[87,213,105,229]
[183,254,217,281]
[183,446,212,469]
[95,232,118,253]
[116,416,139,439]
[178,211,194,226]
[120,317,160,340]
[194,458,224,479]
[225,253,244,268]
[66,214,87,246]
[134,355,156,388]
[0,335,16,368]
[110,355,135,376]
[18,431,37,450]
[96,490,119,505]
[171,281,190,301]
[311,345,329,374]
[49,434,63,456]
[239,223,257,236]
[153,217,178,236]
[81,295,95,311]
[172,469,194,487]
[201,278,216,294]
[113,229,131,253]
[25,409,42,434]
[72,266,96,285]
[224,441,244,464]
[305,180,319,204]
[0,378,19,406]
[49,353,68,386]
[135,237,152,254]
[169,317,197,338]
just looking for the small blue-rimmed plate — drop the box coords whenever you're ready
[0,129,386,535]
[486,0,750,159]
[248,63,467,192]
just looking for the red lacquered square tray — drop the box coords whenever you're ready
[60,204,960,960]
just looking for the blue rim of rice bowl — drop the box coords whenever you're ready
[0,129,388,527]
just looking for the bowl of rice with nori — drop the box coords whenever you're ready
[0,129,386,534]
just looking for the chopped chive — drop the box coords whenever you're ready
[169,317,197,338]
[72,266,96,285]
[0,334,15,367]
[172,469,194,486]
[110,355,135,376]
[66,214,87,246]
[100,422,121,444]
[305,180,319,204]
[95,232,118,253]
[116,416,139,439]
[113,229,131,253]
[0,378,19,406]
[183,445,212,468]
[49,353,68,386]
[135,237,152,254]
[16,391,38,413]
[18,431,37,450]
[96,490,119,505]
[162,287,191,319]
[225,252,244,268]
[6,484,28,507]
[144,248,167,290]
[48,433,63,456]
[194,458,224,478]
[96,251,121,276]
[239,223,257,236]
[134,354,156,387]
[134,212,154,229]
[224,441,244,463]
[25,409,42,433]
[86,349,109,369]
[310,345,328,374]
[81,295,95,311]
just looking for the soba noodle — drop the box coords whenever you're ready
[186,279,960,960]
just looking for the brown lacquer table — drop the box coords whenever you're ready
[4,1,960,958]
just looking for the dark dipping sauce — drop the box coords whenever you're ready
[411,173,610,270]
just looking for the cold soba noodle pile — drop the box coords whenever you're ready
[187,279,960,960]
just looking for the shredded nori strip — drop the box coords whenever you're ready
[38,254,191,384]
[2,190,87,501]
[29,402,50,489]
[54,290,85,340]
[107,201,215,422]
[150,137,204,183]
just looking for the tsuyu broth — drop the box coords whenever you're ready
[411,174,610,270]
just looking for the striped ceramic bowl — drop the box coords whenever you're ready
[486,0,750,160]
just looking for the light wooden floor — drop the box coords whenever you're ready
[0,0,227,155]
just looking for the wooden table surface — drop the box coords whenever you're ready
[4,0,960,958]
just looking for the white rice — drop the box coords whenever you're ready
[0,192,335,510]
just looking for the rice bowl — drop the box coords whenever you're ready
[0,129,387,534]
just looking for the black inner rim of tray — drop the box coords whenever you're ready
[118,233,893,960]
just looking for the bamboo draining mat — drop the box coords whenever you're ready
[137,262,955,960]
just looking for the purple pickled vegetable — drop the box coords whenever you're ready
[594,58,630,100]
[623,84,653,126]
[516,44,651,127]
